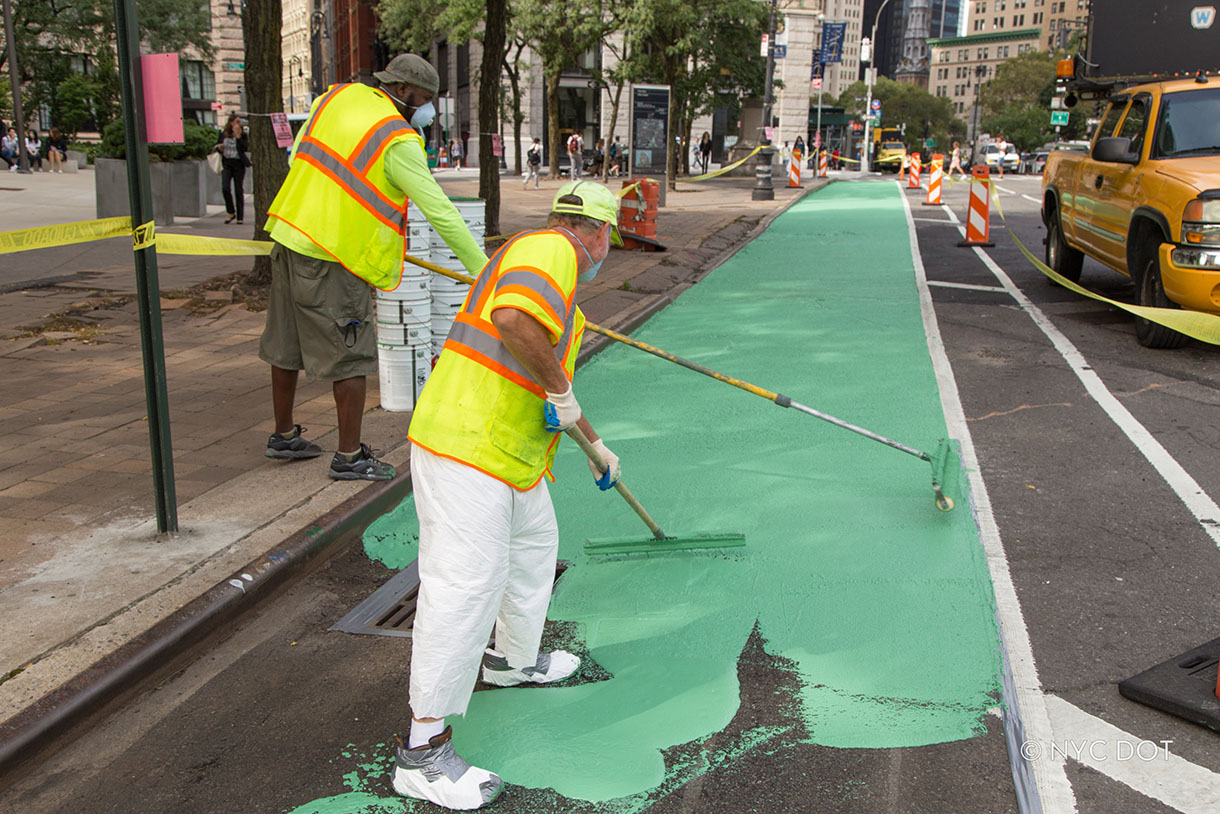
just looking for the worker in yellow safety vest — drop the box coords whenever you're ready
[258,53,487,481]
[390,181,624,810]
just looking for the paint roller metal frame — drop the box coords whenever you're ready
[567,424,746,555]
[405,255,955,512]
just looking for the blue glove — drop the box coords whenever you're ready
[588,439,621,491]
[544,385,580,433]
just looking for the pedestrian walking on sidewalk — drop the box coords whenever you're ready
[260,53,487,481]
[392,180,625,811]
[566,131,583,179]
[215,114,249,224]
[524,137,542,189]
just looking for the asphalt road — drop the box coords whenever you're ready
[4,175,1219,813]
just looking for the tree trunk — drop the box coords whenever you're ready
[663,64,678,191]
[242,0,289,286]
[602,80,623,183]
[682,112,693,176]
[546,68,561,179]
[504,41,525,175]
[479,0,507,237]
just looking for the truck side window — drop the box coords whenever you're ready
[1094,102,1125,143]
[1117,96,1150,155]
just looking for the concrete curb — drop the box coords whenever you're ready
[0,181,824,782]
[0,471,413,779]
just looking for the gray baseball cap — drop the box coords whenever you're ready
[374,54,439,96]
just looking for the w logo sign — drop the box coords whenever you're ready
[1192,5,1217,28]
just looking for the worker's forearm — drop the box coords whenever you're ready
[491,309,570,394]
[575,416,599,443]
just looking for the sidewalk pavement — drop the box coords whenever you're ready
[0,166,820,738]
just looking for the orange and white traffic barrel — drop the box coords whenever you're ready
[818,149,828,178]
[438,147,448,168]
[924,154,943,205]
[908,153,921,188]
[788,150,802,188]
[957,165,995,247]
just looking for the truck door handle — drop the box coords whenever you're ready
[1095,175,1105,189]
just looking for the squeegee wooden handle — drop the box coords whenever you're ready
[565,425,667,541]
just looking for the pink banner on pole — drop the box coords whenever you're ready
[491,134,503,157]
[141,53,184,144]
[270,113,294,148]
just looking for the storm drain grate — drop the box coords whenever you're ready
[331,559,571,639]
[1118,636,1220,734]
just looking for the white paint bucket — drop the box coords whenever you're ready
[378,345,431,412]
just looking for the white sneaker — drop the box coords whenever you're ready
[391,727,503,810]
[481,650,581,686]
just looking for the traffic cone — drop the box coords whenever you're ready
[923,154,943,205]
[957,165,995,247]
[818,149,828,178]
[899,154,906,182]
[788,150,802,188]
[438,147,448,168]
[908,153,921,188]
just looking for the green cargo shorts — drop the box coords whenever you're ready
[258,243,378,381]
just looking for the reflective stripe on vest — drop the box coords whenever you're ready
[267,84,419,290]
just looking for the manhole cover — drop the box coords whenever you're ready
[331,559,571,638]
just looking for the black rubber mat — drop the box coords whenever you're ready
[1118,636,1220,733]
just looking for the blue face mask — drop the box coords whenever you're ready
[410,101,436,130]
[561,227,605,281]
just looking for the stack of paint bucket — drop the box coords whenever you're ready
[373,205,433,411]
[428,197,484,358]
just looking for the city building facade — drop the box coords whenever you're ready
[928,27,1041,140]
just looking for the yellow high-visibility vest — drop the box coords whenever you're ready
[408,230,586,490]
[266,83,422,290]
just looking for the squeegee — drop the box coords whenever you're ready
[566,425,746,556]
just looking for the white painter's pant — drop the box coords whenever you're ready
[408,446,559,719]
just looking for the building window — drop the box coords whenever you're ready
[181,60,215,102]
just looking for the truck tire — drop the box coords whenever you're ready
[1134,250,1189,349]
[1045,206,1083,285]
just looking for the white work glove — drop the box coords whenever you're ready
[588,439,621,491]
[543,384,581,433]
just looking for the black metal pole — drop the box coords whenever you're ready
[2,0,31,174]
[113,0,178,533]
[752,0,778,201]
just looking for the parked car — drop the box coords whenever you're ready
[1020,151,1049,174]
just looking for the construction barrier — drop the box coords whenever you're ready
[957,165,994,247]
[788,150,802,188]
[438,147,448,168]
[618,177,660,250]
[818,150,828,178]
[907,153,921,189]
[924,154,943,206]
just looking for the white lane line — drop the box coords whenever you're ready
[1022,194,1041,204]
[943,206,1220,546]
[899,183,1077,814]
[927,280,1008,293]
[912,217,955,224]
[1046,695,1220,813]
[996,185,1018,195]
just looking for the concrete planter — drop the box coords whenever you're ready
[171,160,208,218]
[94,157,175,226]
[66,149,89,170]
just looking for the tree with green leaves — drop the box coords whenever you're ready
[835,75,963,154]
[979,50,1086,150]
[0,1,212,132]
[378,0,510,234]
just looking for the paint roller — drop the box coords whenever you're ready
[404,254,957,514]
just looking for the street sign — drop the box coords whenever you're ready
[774,45,787,59]
[1050,111,1070,126]
[760,34,768,57]
[870,99,881,111]
[225,62,245,71]
[811,78,823,90]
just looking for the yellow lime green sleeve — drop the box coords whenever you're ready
[385,139,489,275]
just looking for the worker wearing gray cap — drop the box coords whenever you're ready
[261,54,487,482]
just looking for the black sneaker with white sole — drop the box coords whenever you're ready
[328,442,396,481]
[265,425,323,459]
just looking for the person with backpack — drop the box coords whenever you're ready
[524,137,542,189]
[566,131,583,179]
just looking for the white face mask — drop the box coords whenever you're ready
[410,102,436,130]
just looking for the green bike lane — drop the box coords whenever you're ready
[340,179,1009,811]
[0,180,1019,813]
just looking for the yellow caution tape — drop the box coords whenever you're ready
[132,220,156,251]
[989,191,1220,345]
[683,146,763,182]
[156,233,273,256]
[0,216,132,254]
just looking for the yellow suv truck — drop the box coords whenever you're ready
[1042,76,1220,348]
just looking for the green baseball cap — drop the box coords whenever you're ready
[552,180,623,246]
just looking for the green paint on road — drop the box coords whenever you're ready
[354,180,999,805]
